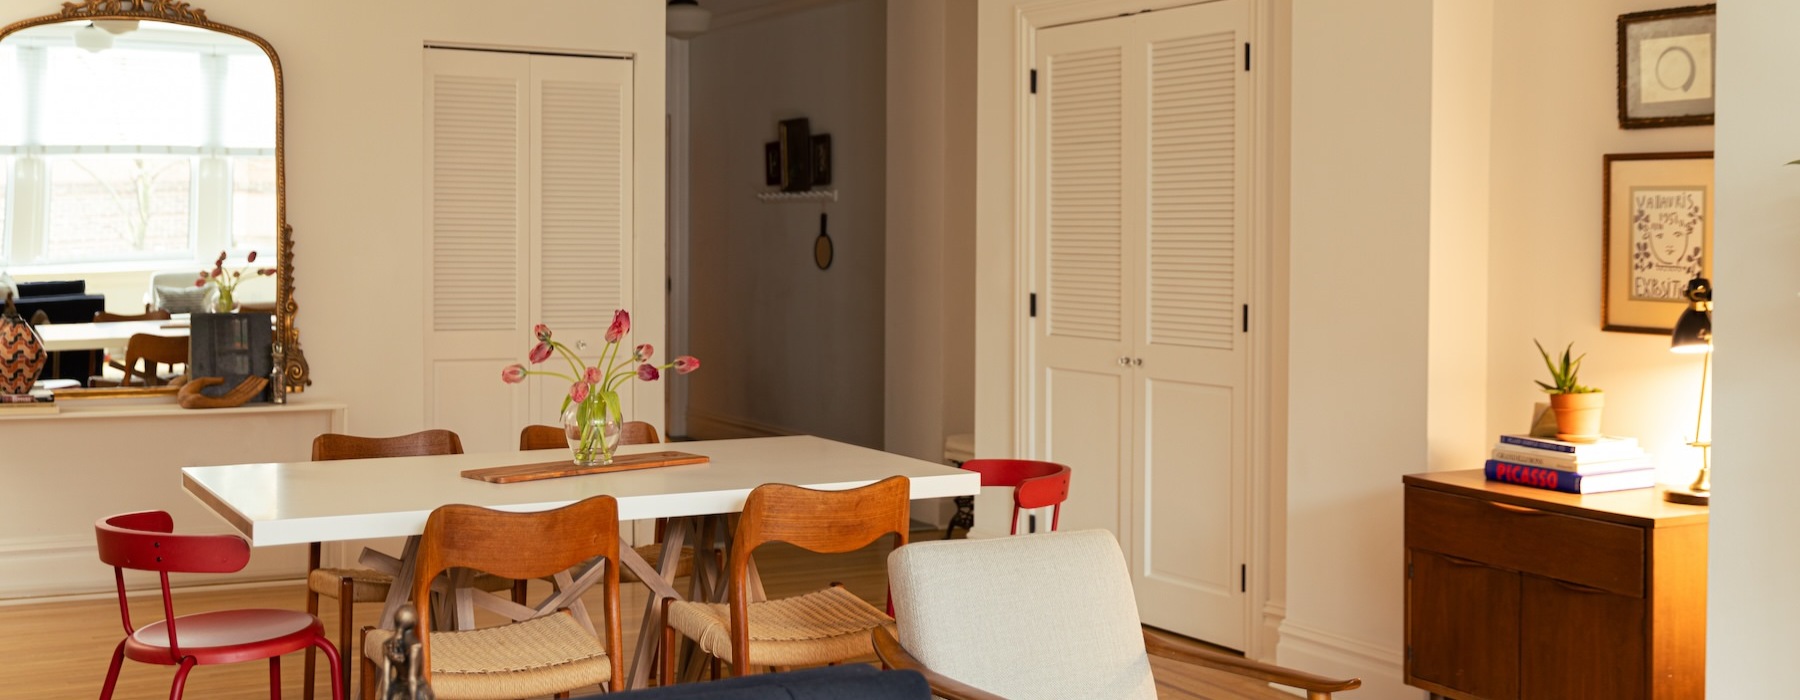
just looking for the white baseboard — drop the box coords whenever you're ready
[1275,620,1418,699]
[0,535,307,601]
[1257,601,1287,661]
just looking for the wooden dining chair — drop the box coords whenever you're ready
[95,511,344,700]
[304,429,524,700]
[360,495,625,699]
[88,333,187,387]
[661,476,911,682]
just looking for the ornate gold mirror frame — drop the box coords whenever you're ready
[1,0,309,396]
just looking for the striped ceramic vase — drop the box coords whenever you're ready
[0,296,47,395]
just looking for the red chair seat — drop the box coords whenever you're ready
[127,609,328,665]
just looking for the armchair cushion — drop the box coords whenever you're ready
[888,530,1155,700]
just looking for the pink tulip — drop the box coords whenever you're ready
[534,324,552,342]
[635,344,654,361]
[528,341,553,364]
[570,381,590,403]
[246,250,258,263]
[216,251,227,265]
[260,268,276,276]
[605,310,631,343]
[637,363,660,381]
[501,364,526,384]
[673,356,700,374]
[585,366,602,384]
[194,278,206,288]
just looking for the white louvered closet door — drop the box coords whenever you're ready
[424,49,633,453]
[1033,0,1251,649]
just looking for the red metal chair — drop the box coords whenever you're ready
[959,459,1072,535]
[95,511,344,700]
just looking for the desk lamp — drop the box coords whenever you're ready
[1665,276,1712,505]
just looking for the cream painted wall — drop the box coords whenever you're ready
[9,0,671,438]
[1281,1,1431,695]
[1487,0,1713,487]
[1709,3,1800,693]
[685,0,886,447]
[1428,0,1491,472]
[884,0,976,469]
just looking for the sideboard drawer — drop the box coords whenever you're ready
[1406,486,1644,596]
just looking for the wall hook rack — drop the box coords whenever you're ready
[756,189,838,203]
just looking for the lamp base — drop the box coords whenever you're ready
[1663,488,1710,506]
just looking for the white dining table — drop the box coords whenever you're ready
[180,434,980,688]
[35,318,191,352]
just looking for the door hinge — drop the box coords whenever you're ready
[1030,69,1038,94]
[1240,564,1246,592]
[1245,42,1251,71]
[1029,293,1038,318]
[1241,304,1249,333]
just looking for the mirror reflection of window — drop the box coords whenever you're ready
[0,21,275,267]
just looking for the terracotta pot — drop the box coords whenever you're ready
[1550,392,1605,442]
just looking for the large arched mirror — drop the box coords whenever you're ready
[1,0,308,395]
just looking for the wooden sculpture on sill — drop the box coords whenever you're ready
[178,376,269,409]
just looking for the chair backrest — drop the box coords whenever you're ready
[518,421,662,451]
[313,429,464,461]
[886,529,1155,700]
[412,496,623,688]
[94,511,252,663]
[959,459,1071,510]
[95,308,172,323]
[120,333,189,386]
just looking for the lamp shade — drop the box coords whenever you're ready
[1670,276,1712,353]
[74,23,112,52]
[667,0,711,39]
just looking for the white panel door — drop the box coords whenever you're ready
[1034,0,1252,649]
[1032,37,1132,538]
[425,49,634,452]
[424,49,531,453]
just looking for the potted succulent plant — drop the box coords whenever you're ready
[1535,340,1604,442]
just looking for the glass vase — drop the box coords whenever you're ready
[561,396,621,466]
[207,286,239,313]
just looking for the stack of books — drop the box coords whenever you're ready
[1485,434,1654,494]
[0,390,59,415]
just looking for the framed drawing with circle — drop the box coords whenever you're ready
[1602,152,1713,334]
[1617,4,1715,129]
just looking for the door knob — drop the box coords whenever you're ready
[1118,356,1131,367]
[1133,357,1143,367]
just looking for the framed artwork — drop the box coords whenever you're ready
[778,118,813,192]
[1617,4,1715,129]
[1602,152,1713,334]
[811,134,832,186]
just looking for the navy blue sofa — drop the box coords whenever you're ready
[584,666,931,700]
[11,280,105,382]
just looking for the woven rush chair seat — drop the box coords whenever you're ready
[363,613,610,700]
[666,585,894,667]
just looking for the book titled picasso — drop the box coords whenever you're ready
[1484,460,1656,494]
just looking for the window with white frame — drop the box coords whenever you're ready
[0,22,274,267]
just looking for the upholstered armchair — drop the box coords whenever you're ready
[874,530,1361,700]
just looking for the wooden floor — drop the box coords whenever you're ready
[1,533,1293,699]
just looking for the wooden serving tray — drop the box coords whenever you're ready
[462,451,710,484]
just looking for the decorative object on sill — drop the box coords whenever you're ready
[197,250,275,314]
[1617,4,1716,129]
[778,118,813,192]
[1534,340,1604,443]
[178,375,269,409]
[814,212,834,270]
[666,0,711,39]
[0,294,48,395]
[501,310,700,466]
[189,312,273,404]
[1602,152,1713,333]
[1665,276,1712,505]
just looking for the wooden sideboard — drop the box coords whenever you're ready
[1403,470,1707,699]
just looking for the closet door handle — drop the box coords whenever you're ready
[1117,356,1131,367]
[1133,357,1143,367]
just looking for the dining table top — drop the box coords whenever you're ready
[34,318,191,352]
[181,434,981,547]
